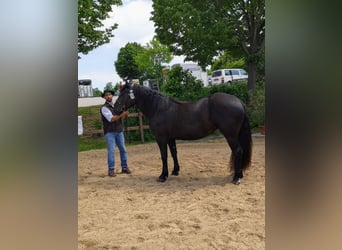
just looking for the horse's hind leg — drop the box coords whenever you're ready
[231,144,243,184]
[168,139,180,176]
[221,133,244,184]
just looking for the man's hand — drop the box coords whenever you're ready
[120,111,129,118]
[111,111,129,122]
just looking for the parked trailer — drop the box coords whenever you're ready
[78,79,93,97]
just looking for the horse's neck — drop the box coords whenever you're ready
[135,86,165,119]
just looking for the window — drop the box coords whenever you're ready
[212,71,222,77]
[240,69,247,75]
[231,69,239,75]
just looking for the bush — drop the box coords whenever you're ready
[208,81,265,128]
[208,81,249,104]
[162,66,250,103]
[161,66,208,101]
[246,82,265,128]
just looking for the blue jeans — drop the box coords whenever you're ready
[104,131,127,170]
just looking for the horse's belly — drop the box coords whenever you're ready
[172,124,216,140]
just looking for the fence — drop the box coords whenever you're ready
[81,112,150,143]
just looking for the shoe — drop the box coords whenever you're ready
[108,169,116,177]
[121,167,132,174]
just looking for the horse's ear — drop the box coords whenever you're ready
[123,78,130,86]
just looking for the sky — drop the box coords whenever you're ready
[78,0,185,90]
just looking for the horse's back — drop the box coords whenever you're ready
[209,93,245,129]
[210,93,244,108]
[177,98,215,138]
[150,97,215,140]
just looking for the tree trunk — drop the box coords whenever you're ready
[247,60,257,92]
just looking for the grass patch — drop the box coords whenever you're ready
[78,135,107,152]
[78,105,102,116]
[78,105,155,151]
[78,105,105,152]
[78,135,156,152]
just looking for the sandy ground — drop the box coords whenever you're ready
[78,136,265,250]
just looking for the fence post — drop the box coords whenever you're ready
[138,112,145,144]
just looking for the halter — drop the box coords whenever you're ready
[128,84,135,99]
[129,88,135,99]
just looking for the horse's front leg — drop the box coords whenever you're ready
[168,139,180,176]
[156,138,168,182]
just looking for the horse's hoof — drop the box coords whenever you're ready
[171,171,179,176]
[232,178,241,185]
[157,176,167,182]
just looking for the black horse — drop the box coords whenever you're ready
[114,82,252,184]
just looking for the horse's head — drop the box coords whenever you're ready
[113,81,136,114]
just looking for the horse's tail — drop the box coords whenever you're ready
[235,113,253,171]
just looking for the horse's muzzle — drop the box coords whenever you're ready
[113,102,125,113]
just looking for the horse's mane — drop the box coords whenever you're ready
[135,85,166,100]
[135,84,183,104]
[133,84,200,106]
[128,85,173,117]
[132,84,207,119]
[121,83,184,103]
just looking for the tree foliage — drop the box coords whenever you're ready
[151,0,265,91]
[161,66,207,101]
[211,54,246,72]
[246,81,265,127]
[114,42,145,79]
[78,0,122,56]
[152,0,234,67]
[104,82,114,91]
[135,38,173,84]
[208,81,249,105]
[92,87,103,97]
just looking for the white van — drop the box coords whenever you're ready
[211,68,248,85]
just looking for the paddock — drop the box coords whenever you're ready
[78,136,265,249]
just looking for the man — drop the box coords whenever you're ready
[100,90,132,177]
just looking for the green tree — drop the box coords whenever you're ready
[78,0,122,56]
[161,66,207,101]
[151,0,265,91]
[135,38,173,84]
[211,54,246,72]
[104,82,113,91]
[92,87,102,97]
[113,82,120,93]
[103,82,120,94]
[247,81,265,127]
[114,42,145,80]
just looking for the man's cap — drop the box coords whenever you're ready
[101,90,115,98]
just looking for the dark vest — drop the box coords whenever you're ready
[100,102,123,134]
